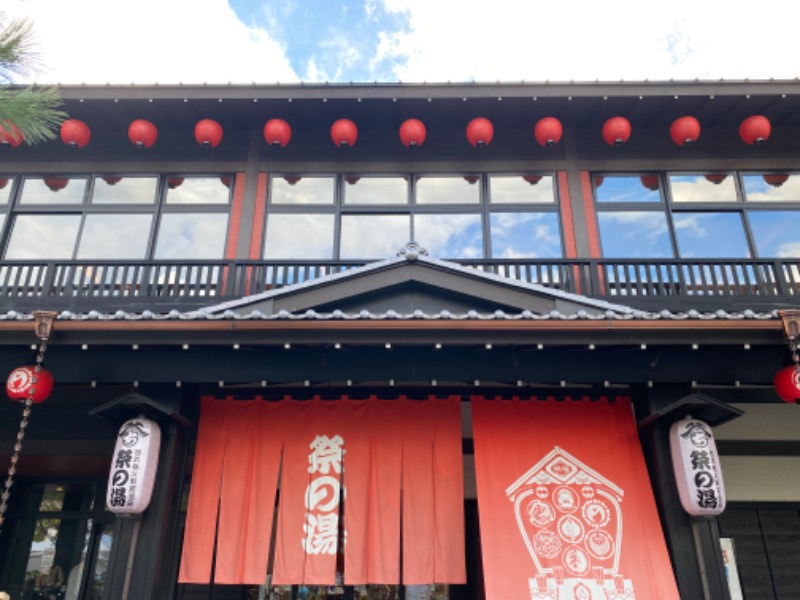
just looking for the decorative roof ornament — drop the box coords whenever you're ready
[397,241,429,261]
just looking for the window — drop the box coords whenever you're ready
[263,173,561,260]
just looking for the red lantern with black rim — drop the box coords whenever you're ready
[167,177,185,189]
[60,119,91,149]
[102,177,123,186]
[764,173,790,187]
[128,119,158,148]
[523,175,543,185]
[466,117,494,148]
[0,178,9,189]
[740,115,771,145]
[704,174,727,185]
[602,116,631,146]
[263,119,292,148]
[774,365,800,403]
[284,176,301,185]
[44,178,69,192]
[7,366,54,403]
[0,121,23,148]
[399,118,426,148]
[534,117,563,147]
[463,175,479,184]
[331,119,358,148]
[194,119,223,148]
[670,116,701,146]
[640,175,660,191]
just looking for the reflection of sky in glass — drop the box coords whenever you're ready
[264,214,334,259]
[271,177,335,204]
[490,212,561,258]
[154,213,228,258]
[0,177,13,204]
[490,176,555,204]
[5,215,81,258]
[748,211,800,257]
[343,177,407,204]
[20,177,87,204]
[742,174,800,202]
[598,211,673,258]
[669,174,737,202]
[595,176,661,203]
[166,177,230,205]
[414,214,483,258]
[672,212,749,258]
[93,177,158,204]
[341,215,409,259]
[77,214,152,259]
[416,177,480,204]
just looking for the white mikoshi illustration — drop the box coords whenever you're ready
[506,447,636,600]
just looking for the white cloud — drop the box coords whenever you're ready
[5,0,298,84]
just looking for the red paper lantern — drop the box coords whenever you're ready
[640,175,660,191]
[523,175,543,185]
[331,119,358,148]
[345,176,361,185]
[602,116,631,146]
[128,119,158,148]
[399,118,426,148]
[670,116,701,146]
[463,175,479,184]
[774,365,800,403]
[284,176,302,185]
[167,177,184,189]
[0,178,9,189]
[740,115,771,145]
[466,117,494,148]
[764,173,789,187]
[194,119,223,148]
[102,177,123,186]
[263,119,292,148]
[704,174,727,185]
[594,175,605,188]
[220,176,232,188]
[534,117,563,147]
[0,121,23,148]
[60,119,91,149]
[44,178,69,192]
[7,366,54,403]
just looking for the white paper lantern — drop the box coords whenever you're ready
[669,418,726,516]
[106,417,161,514]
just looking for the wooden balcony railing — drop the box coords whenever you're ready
[0,258,798,311]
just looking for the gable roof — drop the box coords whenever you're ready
[199,244,638,317]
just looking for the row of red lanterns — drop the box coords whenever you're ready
[0,114,773,150]
[595,171,791,193]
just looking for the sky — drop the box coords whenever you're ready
[4,0,800,85]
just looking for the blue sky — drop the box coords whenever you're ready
[5,0,800,85]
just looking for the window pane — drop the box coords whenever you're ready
[0,176,13,204]
[271,177,335,205]
[343,177,408,204]
[77,214,152,259]
[597,211,673,258]
[490,175,555,204]
[742,173,800,202]
[491,212,562,258]
[6,215,81,258]
[595,175,661,203]
[748,211,800,257]
[669,174,737,202]
[93,176,158,204]
[154,213,228,258]
[416,176,480,204]
[673,212,750,258]
[165,177,230,204]
[414,213,483,258]
[264,214,334,259]
[340,215,410,259]
[20,177,87,204]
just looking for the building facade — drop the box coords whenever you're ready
[0,81,799,599]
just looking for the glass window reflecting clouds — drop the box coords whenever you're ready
[271,177,335,204]
[21,177,87,204]
[490,175,555,204]
[340,215,410,259]
[166,177,230,204]
[416,176,480,204]
[6,215,81,258]
[264,214,334,259]
[748,211,800,257]
[154,213,228,259]
[77,214,152,259]
[344,177,407,204]
[669,174,737,202]
[93,176,158,204]
[598,212,673,258]
[595,175,661,203]
[415,213,483,258]
[742,173,800,202]
[673,212,749,258]
[490,212,561,258]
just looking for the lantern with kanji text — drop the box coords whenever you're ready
[6,366,54,404]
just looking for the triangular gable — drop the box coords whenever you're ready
[200,245,636,317]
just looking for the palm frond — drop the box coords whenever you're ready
[0,17,41,83]
[0,87,66,144]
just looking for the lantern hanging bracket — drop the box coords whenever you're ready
[779,309,800,342]
[33,310,57,341]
